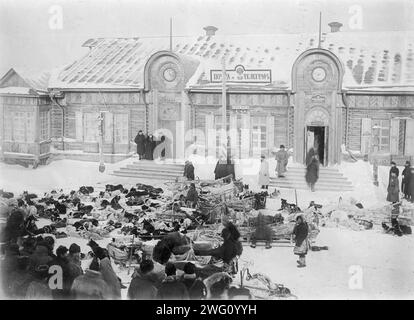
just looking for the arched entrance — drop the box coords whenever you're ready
[143,51,199,159]
[305,106,330,165]
[291,48,345,166]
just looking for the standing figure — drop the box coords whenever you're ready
[258,155,269,189]
[144,134,156,160]
[134,130,146,160]
[186,183,199,208]
[410,167,414,202]
[305,155,320,192]
[275,145,289,178]
[292,215,309,268]
[305,147,315,166]
[389,161,399,181]
[186,161,195,181]
[401,161,412,199]
[387,172,400,203]
[159,135,166,160]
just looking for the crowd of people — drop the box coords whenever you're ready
[134,130,167,161]
[0,182,248,299]
[387,160,414,204]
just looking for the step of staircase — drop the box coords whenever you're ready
[111,160,184,180]
[269,166,354,191]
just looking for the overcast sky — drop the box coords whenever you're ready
[0,0,413,77]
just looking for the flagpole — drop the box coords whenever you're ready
[170,18,173,51]
[318,12,322,48]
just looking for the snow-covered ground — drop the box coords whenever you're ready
[1,158,413,299]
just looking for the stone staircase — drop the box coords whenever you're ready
[269,166,354,192]
[111,160,184,181]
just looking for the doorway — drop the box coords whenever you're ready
[306,126,327,165]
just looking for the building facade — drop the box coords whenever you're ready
[2,28,414,166]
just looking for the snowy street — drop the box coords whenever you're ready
[1,158,413,300]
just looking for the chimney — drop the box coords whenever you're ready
[328,22,343,33]
[203,26,218,36]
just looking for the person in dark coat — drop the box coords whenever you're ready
[4,208,25,243]
[305,156,320,192]
[250,213,273,249]
[305,148,315,167]
[157,263,189,300]
[186,183,199,208]
[160,135,166,159]
[389,161,400,178]
[144,134,156,160]
[387,172,400,203]
[127,259,158,300]
[184,161,195,181]
[292,215,309,268]
[402,161,412,199]
[134,130,146,160]
[48,245,71,299]
[28,241,54,272]
[204,222,243,274]
[180,262,207,300]
[66,243,84,296]
[25,265,52,300]
[410,167,414,202]
[71,259,111,300]
[94,247,122,300]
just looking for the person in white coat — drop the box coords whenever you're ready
[258,155,270,189]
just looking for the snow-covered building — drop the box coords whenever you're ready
[2,26,414,165]
[0,68,52,165]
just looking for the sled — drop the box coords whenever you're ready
[238,261,297,300]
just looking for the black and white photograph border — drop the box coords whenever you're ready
[0,0,414,301]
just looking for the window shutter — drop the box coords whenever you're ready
[266,115,275,156]
[390,119,399,154]
[104,113,113,143]
[360,118,371,154]
[205,114,215,157]
[75,111,83,141]
[405,119,414,156]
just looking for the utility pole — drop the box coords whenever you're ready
[221,56,227,161]
[318,11,322,48]
[98,111,106,173]
[170,18,173,51]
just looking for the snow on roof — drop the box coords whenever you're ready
[0,68,51,95]
[49,31,414,91]
[0,87,34,95]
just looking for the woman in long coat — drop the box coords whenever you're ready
[275,145,288,177]
[305,156,320,192]
[402,161,412,199]
[409,167,414,202]
[144,134,156,160]
[134,130,146,160]
[387,172,400,203]
[258,155,270,189]
[292,215,309,268]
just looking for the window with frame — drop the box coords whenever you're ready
[251,116,267,156]
[40,111,50,141]
[83,112,99,142]
[114,113,129,143]
[372,119,390,153]
[6,111,35,143]
[214,115,229,158]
